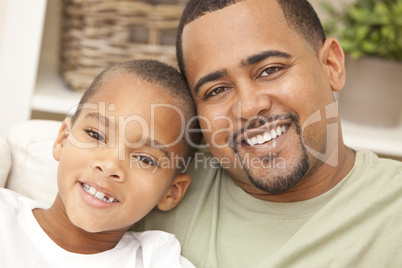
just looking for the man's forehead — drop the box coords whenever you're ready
[183,0,280,26]
[182,0,285,49]
[181,0,290,74]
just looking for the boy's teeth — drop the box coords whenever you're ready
[245,125,288,146]
[94,191,105,200]
[82,183,117,203]
[88,186,96,195]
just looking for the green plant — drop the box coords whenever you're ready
[322,0,402,61]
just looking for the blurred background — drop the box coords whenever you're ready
[0,0,401,160]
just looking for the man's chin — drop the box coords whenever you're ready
[248,173,302,194]
[240,150,310,194]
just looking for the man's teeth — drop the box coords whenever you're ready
[82,183,117,203]
[246,125,288,146]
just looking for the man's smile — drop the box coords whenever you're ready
[231,114,296,149]
[245,124,289,146]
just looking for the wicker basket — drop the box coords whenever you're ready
[60,0,186,92]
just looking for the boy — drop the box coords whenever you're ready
[0,60,201,267]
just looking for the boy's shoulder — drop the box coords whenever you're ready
[124,230,194,267]
[0,187,48,211]
[126,230,179,249]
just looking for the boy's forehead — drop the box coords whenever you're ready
[75,72,187,141]
[96,73,147,96]
[74,106,186,151]
[76,92,185,138]
[88,74,169,104]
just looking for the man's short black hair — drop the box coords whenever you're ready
[176,0,326,80]
[72,59,202,167]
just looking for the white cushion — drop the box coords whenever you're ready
[6,120,61,205]
[0,135,11,188]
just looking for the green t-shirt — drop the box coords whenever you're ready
[134,151,402,267]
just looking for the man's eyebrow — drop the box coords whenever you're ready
[240,50,292,68]
[141,138,169,157]
[84,112,112,128]
[193,69,228,96]
[192,51,291,95]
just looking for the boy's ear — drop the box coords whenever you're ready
[53,118,72,162]
[157,174,191,211]
[319,37,346,92]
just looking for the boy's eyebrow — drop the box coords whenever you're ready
[141,138,169,157]
[84,112,113,128]
[240,50,292,68]
[84,112,169,157]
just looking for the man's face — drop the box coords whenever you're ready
[182,0,338,194]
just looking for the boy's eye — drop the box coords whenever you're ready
[132,155,158,167]
[85,129,106,143]
[260,66,281,78]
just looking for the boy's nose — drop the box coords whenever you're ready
[93,153,124,182]
[94,164,123,181]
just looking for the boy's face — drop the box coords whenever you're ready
[53,74,189,233]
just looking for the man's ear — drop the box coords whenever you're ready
[53,118,72,162]
[319,37,346,92]
[157,174,191,211]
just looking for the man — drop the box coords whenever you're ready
[134,0,402,267]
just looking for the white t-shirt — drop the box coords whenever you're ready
[0,188,194,268]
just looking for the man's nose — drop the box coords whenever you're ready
[231,83,272,121]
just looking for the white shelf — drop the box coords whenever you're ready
[342,119,402,157]
[32,61,82,116]
[30,0,82,117]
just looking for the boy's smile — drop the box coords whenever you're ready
[80,182,120,207]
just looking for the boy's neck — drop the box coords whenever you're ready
[32,194,126,254]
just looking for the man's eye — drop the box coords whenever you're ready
[133,155,158,167]
[260,66,281,77]
[85,129,105,143]
[206,86,229,98]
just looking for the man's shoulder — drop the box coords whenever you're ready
[354,150,402,177]
[341,150,402,209]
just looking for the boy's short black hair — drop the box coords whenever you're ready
[176,0,326,79]
[72,59,202,167]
